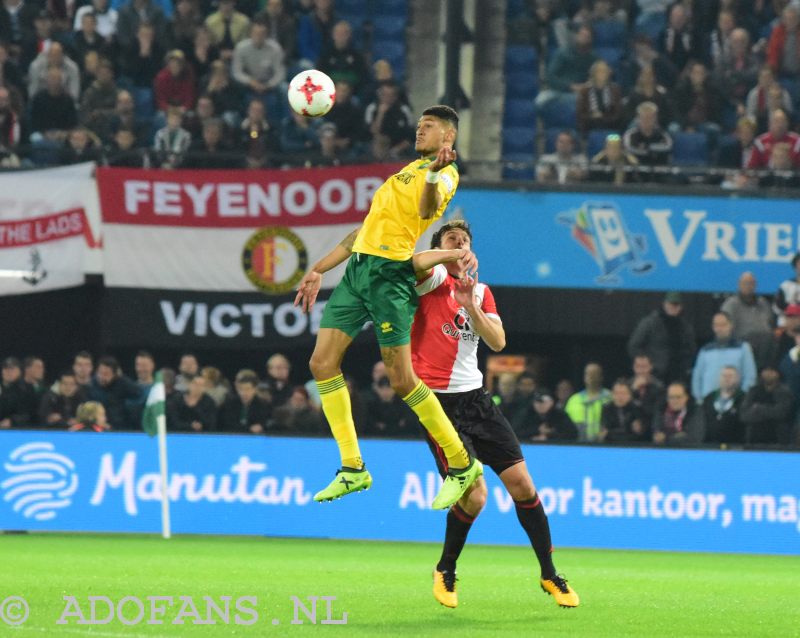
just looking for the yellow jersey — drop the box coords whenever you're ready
[352,158,459,261]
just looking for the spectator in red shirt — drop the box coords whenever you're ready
[154,49,196,113]
[767,5,800,77]
[747,108,800,169]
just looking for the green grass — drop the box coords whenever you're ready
[0,533,798,637]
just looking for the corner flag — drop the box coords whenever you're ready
[141,371,171,538]
[142,372,165,436]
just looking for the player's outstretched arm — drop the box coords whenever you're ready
[411,248,475,277]
[419,145,456,219]
[294,226,361,313]
[454,274,506,351]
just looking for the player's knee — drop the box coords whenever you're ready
[309,352,337,380]
[385,370,416,397]
[506,473,535,501]
[469,480,488,511]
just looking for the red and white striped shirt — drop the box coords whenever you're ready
[411,264,501,393]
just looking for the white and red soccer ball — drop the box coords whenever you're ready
[287,69,336,117]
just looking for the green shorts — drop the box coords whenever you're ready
[320,253,418,347]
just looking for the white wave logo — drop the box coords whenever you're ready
[1,442,78,521]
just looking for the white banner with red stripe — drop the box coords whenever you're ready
[0,163,99,295]
[97,165,405,292]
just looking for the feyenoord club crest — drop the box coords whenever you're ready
[242,227,308,294]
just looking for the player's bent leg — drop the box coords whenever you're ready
[499,462,579,608]
[433,478,488,608]
[310,328,373,501]
[380,344,481,507]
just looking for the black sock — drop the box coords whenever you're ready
[514,494,557,580]
[436,504,476,573]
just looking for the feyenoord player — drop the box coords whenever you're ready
[294,105,482,509]
[411,219,580,609]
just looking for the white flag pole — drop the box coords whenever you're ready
[157,413,171,539]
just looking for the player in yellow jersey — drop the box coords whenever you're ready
[294,105,483,509]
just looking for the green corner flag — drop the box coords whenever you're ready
[142,371,165,436]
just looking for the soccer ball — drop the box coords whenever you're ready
[287,69,336,118]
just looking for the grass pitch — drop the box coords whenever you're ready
[0,533,797,637]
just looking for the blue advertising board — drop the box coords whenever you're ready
[454,189,800,293]
[1,432,798,555]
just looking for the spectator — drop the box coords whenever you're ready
[630,352,664,433]
[775,253,800,327]
[108,89,145,143]
[21,9,55,69]
[201,366,229,407]
[564,362,611,442]
[232,19,285,121]
[175,353,199,393]
[262,0,296,62]
[0,41,24,101]
[60,127,102,164]
[747,108,800,169]
[168,0,201,53]
[105,127,148,165]
[508,372,538,423]
[318,20,366,92]
[187,27,219,84]
[706,8,736,68]
[0,0,38,50]
[120,21,165,88]
[204,0,250,61]
[117,0,167,50]
[364,80,414,157]
[491,371,518,420]
[134,350,155,393]
[740,367,795,445]
[0,357,29,427]
[658,3,703,72]
[717,116,756,170]
[88,355,142,429]
[154,49,196,113]
[72,351,93,390]
[185,117,240,168]
[691,311,757,402]
[627,291,696,383]
[80,58,118,137]
[623,63,672,128]
[259,353,292,408]
[71,400,110,432]
[589,133,640,184]
[362,374,418,437]
[576,60,623,135]
[297,0,335,65]
[759,141,800,188]
[620,33,677,91]
[74,0,118,42]
[717,28,759,110]
[513,388,578,443]
[160,367,177,401]
[622,101,672,168]
[536,129,587,184]
[600,379,646,442]
[153,106,192,168]
[71,11,109,70]
[30,67,78,144]
[554,378,574,410]
[182,93,214,141]
[314,121,345,166]
[167,374,217,432]
[702,365,746,444]
[633,0,671,46]
[271,385,323,433]
[652,381,704,446]
[205,59,245,128]
[238,97,278,166]
[767,4,800,78]
[745,67,793,133]
[219,371,271,434]
[721,271,775,368]
[324,79,364,152]
[535,24,598,112]
[28,42,81,101]
[779,329,800,426]
[280,109,321,156]
[671,61,723,148]
[39,371,86,428]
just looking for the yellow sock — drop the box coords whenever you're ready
[317,374,362,469]
[403,381,469,469]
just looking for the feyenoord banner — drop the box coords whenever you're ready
[0,163,98,295]
[97,165,404,293]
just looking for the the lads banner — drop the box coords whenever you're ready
[96,165,403,293]
[0,163,98,295]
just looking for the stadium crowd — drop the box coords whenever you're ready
[0,0,414,168]
[3,264,800,448]
[509,0,800,187]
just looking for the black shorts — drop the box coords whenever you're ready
[423,388,524,477]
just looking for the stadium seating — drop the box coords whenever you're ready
[505,45,538,71]
[537,95,577,129]
[671,132,710,166]
[503,98,537,128]
[502,126,537,155]
[505,70,539,99]
[372,15,407,41]
[372,40,407,77]
[502,151,536,180]
[592,20,626,48]
[587,129,617,158]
